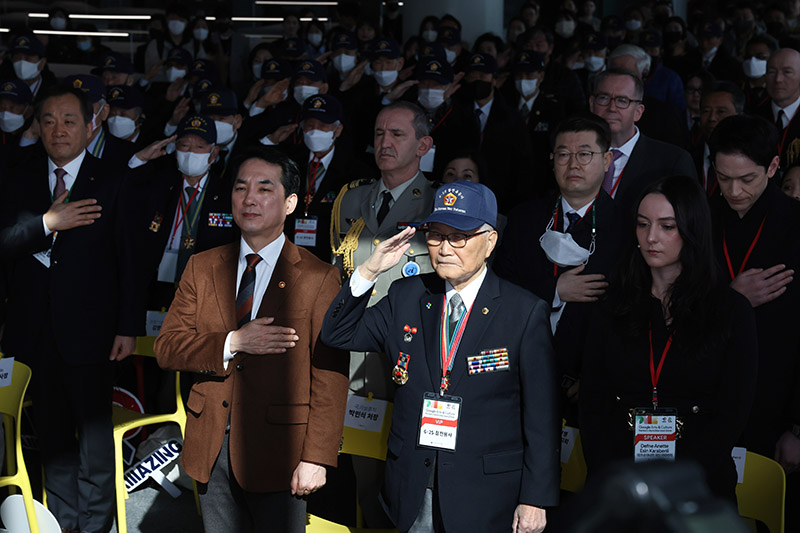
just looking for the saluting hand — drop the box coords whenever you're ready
[359,226,416,282]
[512,504,546,533]
[556,264,608,303]
[257,78,291,109]
[229,317,299,354]
[339,60,368,92]
[444,72,465,100]
[731,264,794,307]
[385,80,418,103]
[135,135,178,163]
[168,97,191,126]
[267,123,296,145]
[43,192,101,232]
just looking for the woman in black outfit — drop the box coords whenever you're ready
[579,174,758,501]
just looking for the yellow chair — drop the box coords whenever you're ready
[560,425,587,493]
[736,451,786,533]
[0,361,39,533]
[306,513,397,533]
[112,336,199,533]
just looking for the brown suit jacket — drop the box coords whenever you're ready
[154,239,349,492]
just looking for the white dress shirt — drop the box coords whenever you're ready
[772,95,800,129]
[42,150,87,235]
[474,98,494,134]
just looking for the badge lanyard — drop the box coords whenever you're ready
[609,164,626,198]
[649,323,673,409]
[549,195,597,277]
[168,181,204,249]
[438,295,473,395]
[304,157,323,216]
[431,105,453,134]
[722,215,766,281]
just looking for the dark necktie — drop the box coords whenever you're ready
[309,160,326,197]
[776,109,786,132]
[235,254,263,329]
[53,168,67,199]
[566,211,581,233]
[448,293,465,339]
[376,190,392,226]
[601,149,623,195]
[706,157,717,195]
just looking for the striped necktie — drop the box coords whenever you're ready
[235,254,262,329]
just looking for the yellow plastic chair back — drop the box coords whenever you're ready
[560,424,587,493]
[306,513,397,533]
[736,451,785,533]
[0,361,39,533]
[112,336,199,533]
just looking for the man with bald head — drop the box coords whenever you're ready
[756,48,800,170]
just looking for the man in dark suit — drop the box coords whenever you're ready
[494,114,627,421]
[0,85,141,533]
[693,82,744,196]
[755,47,800,170]
[321,181,559,533]
[105,84,151,159]
[155,146,349,532]
[589,68,696,214]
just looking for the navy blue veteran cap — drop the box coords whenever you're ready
[466,53,498,75]
[421,181,498,231]
[191,59,220,80]
[166,47,192,68]
[282,37,307,59]
[261,58,292,81]
[418,42,447,63]
[582,31,607,51]
[641,29,662,48]
[370,38,401,60]
[11,33,45,57]
[0,79,33,105]
[331,31,358,51]
[107,85,145,109]
[416,58,454,84]
[177,114,216,144]
[293,60,326,82]
[62,74,106,103]
[193,77,216,98]
[514,51,546,73]
[301,94,342,124]
[92,52,134,75]
[437,26,461,46]
[201,88,238,116]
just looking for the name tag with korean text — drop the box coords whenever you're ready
[295,216,318,247]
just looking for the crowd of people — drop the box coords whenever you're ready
[1,0,800,531]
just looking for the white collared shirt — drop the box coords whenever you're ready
[223,233,286,364]
[374,172,419,216]
[474,97,494,133]
[164,173,210,252]
[560,197,593,231]
[551,198,594,332]
[771,95,800,129]
[43,150,87,235]
[610,126,641,186]
[519,93,539,115]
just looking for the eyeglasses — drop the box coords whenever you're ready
[552,150,605,166]
[685,86,703,94]
[593,93,642,109]
[425,229,490,248]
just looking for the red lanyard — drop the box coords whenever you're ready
[649,323,673,409]
[431,105,453,133]
[609,164,626,198]
[168,182,202,249]
[439,295,473,394]
[778,111,797,156]
[304,157,322,215]
[722,215,767,280]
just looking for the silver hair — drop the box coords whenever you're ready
[608,44,651,76]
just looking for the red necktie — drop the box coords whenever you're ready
[53,168,67,199]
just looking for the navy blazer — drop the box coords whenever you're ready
[321,270,560,532]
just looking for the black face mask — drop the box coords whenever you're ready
[216,22,231,34]
[663,31,683,46]
[468,80,493,101]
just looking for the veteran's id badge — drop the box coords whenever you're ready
[633,407,677,462]
[295,216,318,247]
[417,392,461,452]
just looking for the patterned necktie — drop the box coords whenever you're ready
[566,211,581,232]
[601,149,623,195]
[235,254,263,329]
[53,168,67,199]
[309,159,326,197]
[776,109,786,132]
[376,190,392,226]
[448,293,465,339]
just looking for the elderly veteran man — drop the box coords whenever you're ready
[322,181,560,533]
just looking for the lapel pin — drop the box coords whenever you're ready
[426,302,432,309]
[403,324,417,343]
[89,176,95,181]
[213,195,219,201]
[413,188,421,197]
[482,307,489,315]
[278,281,286,288]
[149,211,163,233]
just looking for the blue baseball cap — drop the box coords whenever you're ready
[0,79,33,105]
[166,47,193,68]
[92,52,135,75]
[421,181,498,231]
[301,94,342,124]
[514,51,546,74]
[281,37,307,60]
[177,113,216,144]
[370,38,402,60]
[107,85,145,110]
[190,58,220,81]
[10,33,45,57]
[261,58,292,81]
[293,60,326,83]
[416,58,453,84]
[201,88,238,116]
[437,26,461,47]
[466,53,498,75]
[331,31,358,51]
[62,74,106,103]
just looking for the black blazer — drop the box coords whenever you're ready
[321,271,560,532]
[0,153,142,365]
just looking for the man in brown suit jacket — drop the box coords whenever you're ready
[155,145,349,533]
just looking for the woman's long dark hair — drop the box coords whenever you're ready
[612,175,724,355]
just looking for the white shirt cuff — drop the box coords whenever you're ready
[260,135,277,146]
[223,330,237,370]
[552,289,563,310]
[349,266,377,297]
[42,216,52,236]
[249,105,265,117]
[381,96,393,106]
[128,154,146,169]
[164,123,178,136]
[19,136,36,147]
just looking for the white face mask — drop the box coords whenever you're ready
[373,69,398,87]
[571,61,585,70]
[107,116,137,139]
[333,53,356,74]
[13,60,41,81]
[176,149,213,177]
[168,19,187,36]
[304,128,336,153]
[307,32,323,47]
[91,101,105,131]
[625,19,642,31]
[293,85,319,105]
[166,66,187,82]
[555,20,576,38]
[252,63,263,79]
[50,16,67,30]
[422,30,438,43]
[214,120,235,145]
[515,78,538,98]
[77,40,92,52]
[193,28,209,42]
[444,48,457,64]
[743,57,767,79]
[584,56,605,72]
[0,111,25,133]
[418,88,446,110]
[539,214,595,267]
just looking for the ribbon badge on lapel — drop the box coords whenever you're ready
[403,324,417,343]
